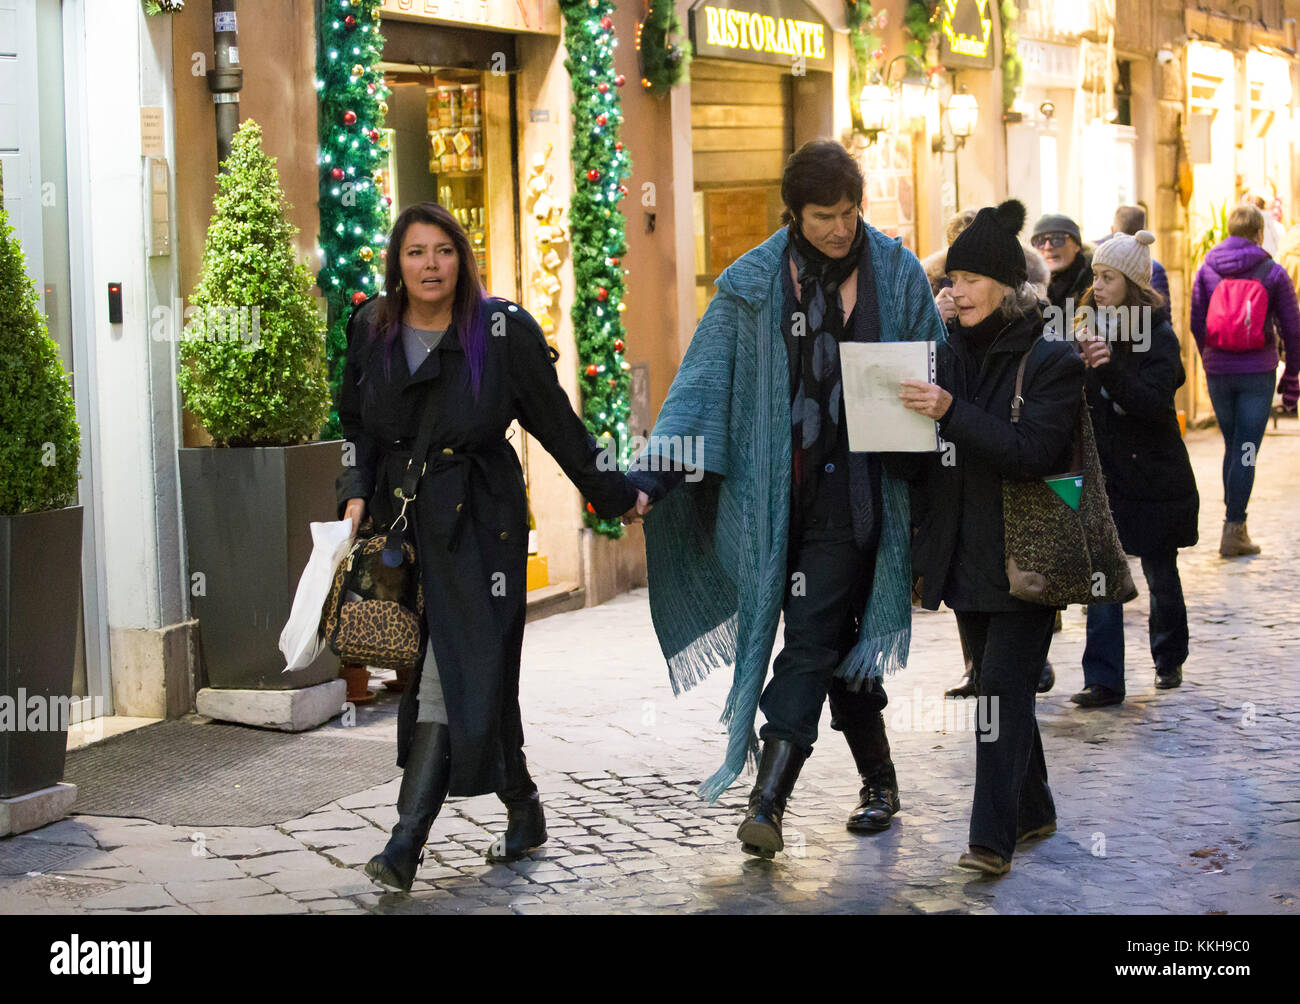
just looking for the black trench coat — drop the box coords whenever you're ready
[336,296,636,796]
[1084,317,1199,556]
[908,308,1086,612]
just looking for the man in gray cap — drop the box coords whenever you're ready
[1031,213,1092,313]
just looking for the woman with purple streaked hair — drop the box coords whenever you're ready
[335,202,647,892]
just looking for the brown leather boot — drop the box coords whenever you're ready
[1220,520,1261,557]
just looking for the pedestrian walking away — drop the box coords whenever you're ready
[900,199,1085,876]
[628,140,945,858]
[1071,230,1199,707]
[336,202,646,892]
[1190,203,1300,556]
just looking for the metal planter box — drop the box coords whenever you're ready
[179,441,344,690]
[0,506,83,798]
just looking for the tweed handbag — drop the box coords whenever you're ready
[1002,346,1137,607]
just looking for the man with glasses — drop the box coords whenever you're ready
[1031,214,1092,314]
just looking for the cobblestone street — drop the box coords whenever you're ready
[3,427,1298,915]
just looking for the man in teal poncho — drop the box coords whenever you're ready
[628,140,946,858]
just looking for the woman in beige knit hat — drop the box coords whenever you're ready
[1070,230,1200,707]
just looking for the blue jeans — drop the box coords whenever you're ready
[1083,552,1189,693]
[1205,370,1275,522]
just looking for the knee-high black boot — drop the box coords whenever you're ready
[736,739,806,859]
[486,749,547,863]
[365,721,451,892]
[842,710,901,832]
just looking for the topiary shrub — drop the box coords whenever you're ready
[0,205,80,515]
[179,119,331,447]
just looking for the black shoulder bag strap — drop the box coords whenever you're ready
[384,370,443,560]
[1011,336,1084,472]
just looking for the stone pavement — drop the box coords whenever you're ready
[2,426,1298,915]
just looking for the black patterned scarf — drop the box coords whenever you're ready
[786,216,878,543]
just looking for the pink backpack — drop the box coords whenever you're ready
[1205,259,1273,351]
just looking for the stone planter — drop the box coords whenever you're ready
[179,441,344,691]
[0,506,83,799]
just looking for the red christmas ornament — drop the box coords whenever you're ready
[367,83,376,94]
[609,378,617,388]
[610,257,620,266]
[614,339,625,352]
[586,502,597,515]
[343,110,357,125]
[596,113,608,126]
[598,82,609,93]
[614,74,626,87]
[587,168,601,181]
[586,363,599,377]
[600,16,612,29]
[368,128,380,142]
[345,15,356,28]
[351,291,367,306]
[596,287,608,301]
[618,185,628,196]
[331,167,345,181]
[384,195,393,206]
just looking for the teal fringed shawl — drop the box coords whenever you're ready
[639,225,948,803]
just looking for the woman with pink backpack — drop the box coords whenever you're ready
[1190,204,1300,556]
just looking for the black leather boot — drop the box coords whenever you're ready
[736,739,806,858]
[841,710,902,832]
[365,721,451,893]
[486,751,547,863]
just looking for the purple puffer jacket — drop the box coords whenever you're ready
[1190,235,1300,407]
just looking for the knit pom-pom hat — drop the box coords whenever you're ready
[1092,229,1156,289]
[946,199,1029,289]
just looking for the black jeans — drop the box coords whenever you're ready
[1083,550,1189,692]
[759,526,886,755]
[956,607,1057,861]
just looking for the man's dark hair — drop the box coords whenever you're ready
[1113,204,1146,234]
[780,140,864,226]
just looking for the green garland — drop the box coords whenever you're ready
[144,0,184,13]
[902,0,940,68]
[1000,0,1023,111]
[845,1,883,136]
[560,0,634,538]
[315,0,390,440]
[640,1,693,96]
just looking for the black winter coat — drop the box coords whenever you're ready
[1085,317,1199,555]
[910,307,1086,612]
[1046,252,1093,312]
[336,296,636,796]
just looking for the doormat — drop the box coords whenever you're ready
[62,717,402,827]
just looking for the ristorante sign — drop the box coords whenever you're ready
[688,0,832,70]
[938,0,995,69]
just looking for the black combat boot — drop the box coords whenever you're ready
[486,749,547,863]
[736,739,806,859]
[365,721,451,893]
[841,709,901,832]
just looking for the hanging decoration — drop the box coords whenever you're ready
[846,2,887,136]
[144,0,185,12]
[1000,0,1024,112]
[638,1,693,95]
[525,144,570,346]
[902,1,943,70]
[315,0,390,439]
[559,0,633,539]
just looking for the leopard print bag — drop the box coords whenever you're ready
[320,529,425,670]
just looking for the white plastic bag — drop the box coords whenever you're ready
[280,519,355,672]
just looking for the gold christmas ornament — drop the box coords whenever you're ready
[358,246,374,261]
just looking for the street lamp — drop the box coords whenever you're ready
[932,86,979,152]
[859,82,894,143]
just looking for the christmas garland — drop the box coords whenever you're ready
[560,0,633,538]
[144,0,184,13]
[846,1,885,136]
[315,0,391,439]
[902,1,941,68]
[1000,0,1023,112]
[639,1,693,96]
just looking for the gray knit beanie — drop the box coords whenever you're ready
[1091,229,1156,289]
